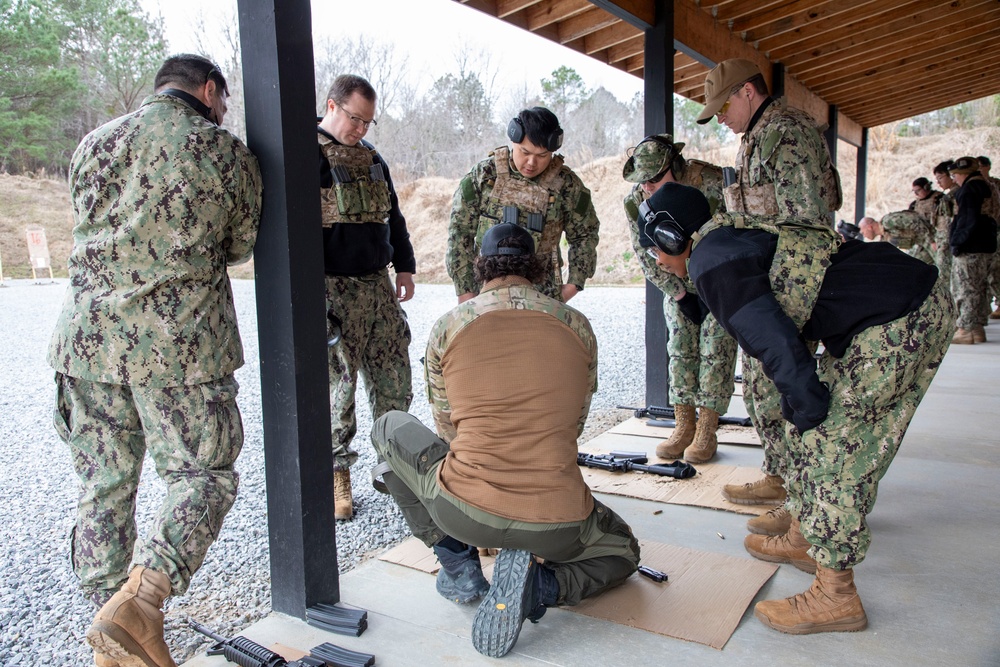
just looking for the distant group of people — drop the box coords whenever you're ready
[48,52,971,665]
[852,156,999,345]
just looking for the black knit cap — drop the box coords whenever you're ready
[480,222,535,256]
[645,182,712,238]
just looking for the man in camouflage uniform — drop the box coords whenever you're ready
[948,157,999,344]
[879,210,936,264]
[695,59,842,537]
[933,161,960,287]
[447,106,600,303]
[370,223,639,659]
[621,135,737,465]
[643,182,952,634]
[317,74,416,520]
[976,156,1000,319]
[48,54,262,667]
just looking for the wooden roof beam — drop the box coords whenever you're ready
[606,34,644,64]
[711,0,791,23]
[525,0,593,31]
[581,20,639,53]
[737,0,881,42]
[837,59,1000,110]
[558,7,620,42]
[497,0,544,18]
[847,80,1000,127]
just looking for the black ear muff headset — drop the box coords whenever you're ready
[639,199,689,256]
[507,116,564,152]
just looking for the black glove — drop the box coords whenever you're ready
[676,292,708,325]
[779,383,830,434]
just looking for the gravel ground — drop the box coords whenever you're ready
[0,278,646,666]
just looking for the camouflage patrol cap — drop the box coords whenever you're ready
[480,222,535,257]
[696,58,762,124]
[949,156,980,176]
[622,135,686,183]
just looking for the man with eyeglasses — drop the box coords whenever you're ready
[932,161,960,284]
[49,54,262,667]
[317,74,416,520]
[641,182,952,634]
[621,135,740,472]
[694,58,842,531]
[447,106,600,303]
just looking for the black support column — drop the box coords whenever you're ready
[237,0,340,618]
[643,0,673,407]
[824,104,839,225]
[856,127,868,221]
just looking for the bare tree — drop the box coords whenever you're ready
[313,34,410,118]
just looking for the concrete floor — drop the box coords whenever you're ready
[183,339,1000,667]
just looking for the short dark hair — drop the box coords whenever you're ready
[327,74,376,106]
[518,107,561,148]
[154,54,228,95]
[933,160,954,175]
[912,177,931,190]
[473,237,547,284]
[977,155,992,167]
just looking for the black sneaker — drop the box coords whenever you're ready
[471,549,537,658]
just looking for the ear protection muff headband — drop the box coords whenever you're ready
[638,199,689,256]
[507,116,564,152]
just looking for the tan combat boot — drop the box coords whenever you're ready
[334,468,354,520]
[747,506,792,536]
[952,328,975,344]
[722,474,786,505]
[972,326,986,343]
[744,518,816,573]
[86,566,176,667]
[655,404,696,459]
[990,307,1000,320]
[683,407,719,463]
[754,564,868,634]
[94,653,120,667]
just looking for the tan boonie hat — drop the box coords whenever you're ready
[949,156,980,176]
[696,58,762,124]
[622,134,686,183]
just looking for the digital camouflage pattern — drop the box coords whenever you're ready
[48,92,261,601]
[326,270,413,468]
[934,189,957,284]
[55,373,243,600]
[447,147,600,300]
[724,101,841,226]
[880,210,935,264]
[952,253,992,329]
[623,160,736,414]
[621,134,684,183]
[787,278,953,568]
[425,281,598,442]
[318,137,391,226]
[49,94,262,387]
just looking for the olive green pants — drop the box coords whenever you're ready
[371,411,640,605]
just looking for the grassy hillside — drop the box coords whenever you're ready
[3,126,998,282]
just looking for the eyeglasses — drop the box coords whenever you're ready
[716,97,732,118]
[337,105,377,130]
[645,169,669,186]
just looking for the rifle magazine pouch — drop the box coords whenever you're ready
[526,211,545,232]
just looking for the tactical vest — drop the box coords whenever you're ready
[691,212,839,329]
[911,191,942,226]
[724,103,842,225]
[318,135,392,227]
[478,146,568,292]
[683,159,726,215]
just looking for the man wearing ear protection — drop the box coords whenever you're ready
[371,223,638,658]
[622,135,738,468]
[696,58,842,528]
[447,106,600,303]
[642,182,953,635]
[49,54,262,667]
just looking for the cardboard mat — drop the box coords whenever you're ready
[379,537,777,650]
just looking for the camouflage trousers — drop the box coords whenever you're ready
[371,411,640,606]
[326,269,413,469]
[952,252,991,329]
[988,236,1000,306]
[664,297,737,415]
[786,278,954,569]
[933,231,952,293]
[53,373,242,604]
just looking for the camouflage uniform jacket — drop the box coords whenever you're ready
[935,188,958,234]
[909,189,943,226]
[725,99,841,227]
[624,160,726,298]
[880,210,935,261]
[447,147,600,298]
[49,93,263,387]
